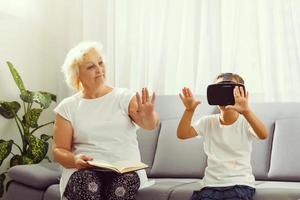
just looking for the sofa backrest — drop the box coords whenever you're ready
[246,103,300,180]
[248,103,300,180]
[137,95,216,178]
[137,95,300,181]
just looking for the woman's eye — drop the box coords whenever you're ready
[99,61,103,65]
[87,65,95,69]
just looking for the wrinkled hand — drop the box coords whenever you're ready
[136,88,156,118]
[225,86,250,114]
[179,87,200,111]
[74,154,93,169]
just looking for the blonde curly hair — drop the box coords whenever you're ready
[61,41,104,91]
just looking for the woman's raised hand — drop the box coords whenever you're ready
[179,87,200,111]
[136,88,156,117]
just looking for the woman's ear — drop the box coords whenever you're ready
[76,78,81,91]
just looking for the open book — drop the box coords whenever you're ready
[87,160,148,174]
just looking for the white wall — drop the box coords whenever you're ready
[54,0,111,101]
[0,0,85,180]
[0,0,111,176]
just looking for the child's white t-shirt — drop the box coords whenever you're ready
[192,114,257,188]
[54,87,148,196]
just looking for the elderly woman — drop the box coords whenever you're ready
[52,41,159,200]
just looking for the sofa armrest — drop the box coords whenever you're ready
[8,163,61,190]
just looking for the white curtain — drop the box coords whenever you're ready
[102,0,300,102]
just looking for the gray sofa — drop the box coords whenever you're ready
[7,95,300,200]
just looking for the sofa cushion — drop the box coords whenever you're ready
[249,103,300,180]
[268,118,300,181]
[169,181,300,200]
[8,163,61,189]
[136,178,199,200]
[168,181,203,200]
[150,119,207,178]
[248,103,279,180]
[6,182,44,200]
[250,116,274,180]
[44,184,60,200]
[255,181,300,199]
[137,123,161,175]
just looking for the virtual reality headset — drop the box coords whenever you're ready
[207,81,245,106]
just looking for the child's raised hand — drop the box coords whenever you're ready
[179,87,201,111]
[225,86,250,114]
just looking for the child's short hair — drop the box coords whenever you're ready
[61,41,104,91]
[215,73,244,84]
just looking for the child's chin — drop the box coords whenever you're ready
[218,106,231,111]
[218,105,226,110]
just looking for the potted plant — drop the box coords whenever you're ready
[0,62,56,197]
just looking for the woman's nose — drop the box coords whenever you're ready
[96,65,101,73]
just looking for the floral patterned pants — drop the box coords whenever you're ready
[63,169,140,200]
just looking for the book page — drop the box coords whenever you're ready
[112,160,148,169]
[87,160,148,173]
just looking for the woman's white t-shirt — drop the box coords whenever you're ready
[54,88,148,196]
[192,114,257,188]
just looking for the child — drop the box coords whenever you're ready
[177,73,268,200]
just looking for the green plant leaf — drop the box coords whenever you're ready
[10,155,22,167]
[2,61,55,197]
[6,61,26,95]
[10,155,34,167]
[20,91,53,108]
[0,101,21,119]
[24,108,43,128]
[20,90,34,103]
[33,92,52,109]
[40,91,57,102]
[40,134,53,141]
[0,173,5,198]
[27,135,48,163]
[21,117,30,136]
[0,140,13,165]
